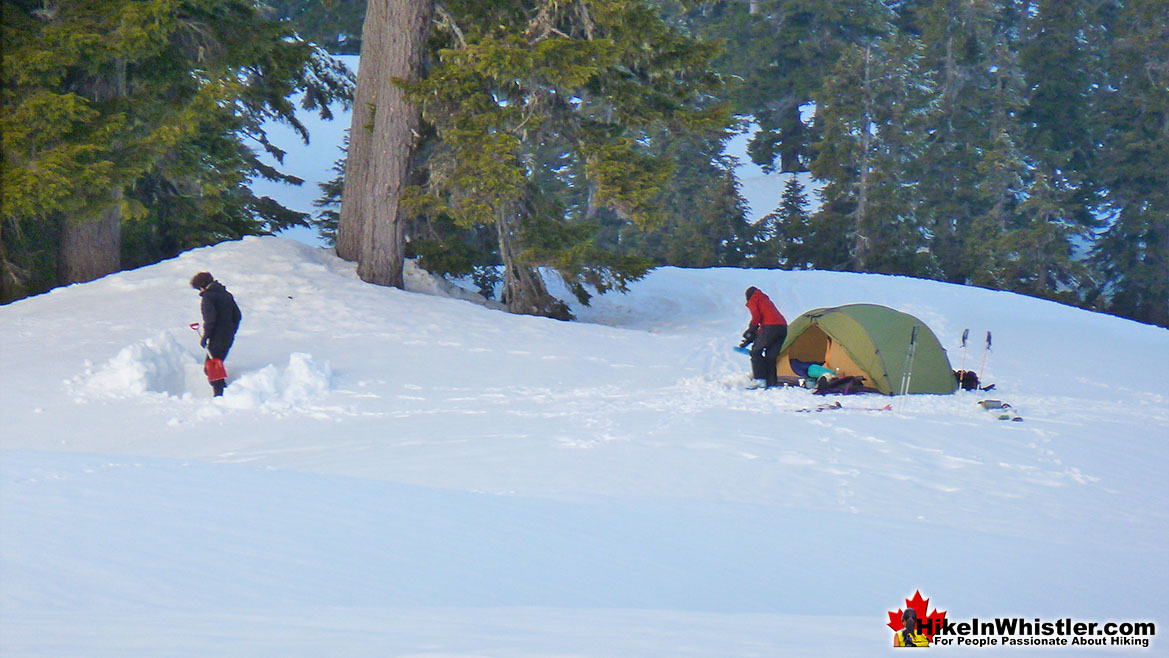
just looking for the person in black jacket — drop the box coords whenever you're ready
[190,271,242,396]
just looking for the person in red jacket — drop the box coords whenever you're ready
[743,286,787,389]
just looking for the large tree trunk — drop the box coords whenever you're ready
[58,192,122,284]
[334,5,384,262]
[338,0,433,287]
[58,60,127,285]
[1,217,30,303]
[496,209,571,320]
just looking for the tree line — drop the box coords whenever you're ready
[307,0,1167,326]
[3,1,1166,328]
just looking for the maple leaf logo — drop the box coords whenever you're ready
[887,590,947,643]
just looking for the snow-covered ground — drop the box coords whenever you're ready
[2,236,1166,656]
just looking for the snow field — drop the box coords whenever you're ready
[2,236,1167,656]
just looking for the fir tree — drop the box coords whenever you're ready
[614,129,754,269]
[1089,0,1169,327]
[691,0,891,174]
[405,0,726,318]
[995,171,1088,302]
[269,0,368,54]
[909,0,1024,285]
[757,175,812,269]
[808,28,934,275]
[965,33,1031,289]
[1,0,351,302]
[313,138,349,247]
[1005,0,1101,302]
[1018,0,1099,216]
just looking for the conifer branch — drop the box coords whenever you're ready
[434,4,467,50]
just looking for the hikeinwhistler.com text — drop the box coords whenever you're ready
[923,617,1156,648]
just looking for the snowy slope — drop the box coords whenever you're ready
[2,237,1167,656]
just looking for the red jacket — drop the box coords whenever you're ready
[747,289,787,329]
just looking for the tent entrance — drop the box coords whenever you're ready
[776,325,869,382]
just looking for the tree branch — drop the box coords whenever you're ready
[434,3,467,49]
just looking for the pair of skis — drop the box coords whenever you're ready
[796,401,893,413]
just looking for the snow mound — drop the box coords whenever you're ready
[220,352,332,413]
[68,331,332,414]
[403,258,505,309]
[69,332,203,399]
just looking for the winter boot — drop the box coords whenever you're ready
[745,379,767,390]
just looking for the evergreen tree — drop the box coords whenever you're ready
[268,0,368,54]
[313,138,349,247]
[1,0,351,302]
[757,175,812,269]
[1005,0,1101,301]
[964,30,1031,289]
[1089,0,1169,327]
[613,129,754,269]
[908,0,1024,285]
[994,171,1088,301]
[690,0,890,174]
[405,0,726,318]
[1018,0,1099,220]
[808,28,935,274]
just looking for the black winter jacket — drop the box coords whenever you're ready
[200,281,242,347]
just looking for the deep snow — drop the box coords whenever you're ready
[2,236,1166,656]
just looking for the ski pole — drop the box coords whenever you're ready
[898,325,919,411]
[959,328,969,374]
[977,331,992,382]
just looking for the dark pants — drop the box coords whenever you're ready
[207,338,234,361]
[750,324,787,387]
[205,338,235,396]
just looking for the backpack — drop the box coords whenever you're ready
[813,375,869,395]
[954,369,979,391]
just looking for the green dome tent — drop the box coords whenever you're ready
[776,304,958,395]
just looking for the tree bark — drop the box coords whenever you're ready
[496,208,571,320]
[338,0,434,288]
[58,189,122,284]
[335,4,385,262]
[58,58,127,285]
[852,44,874,270]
